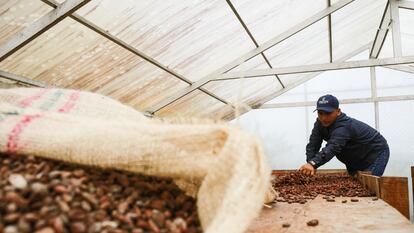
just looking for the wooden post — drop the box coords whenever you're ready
[411,166,414,218]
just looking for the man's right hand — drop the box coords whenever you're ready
[299,163,315,176]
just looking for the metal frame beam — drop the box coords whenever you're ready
[370,2,391,58]
[216,55,414,80]
[327,0,333,62]
[385,65,414,74]
[389,0,403,57]
[0,0,91,62]
[146,0,355,113]
[370,65,380,130]
[40,0,231,108]
[399,0,414,11]
[0,70,47,87]
[225,43,371,120]
[260,95,414,109]
[225,0,285,88]
[248,43,371,110]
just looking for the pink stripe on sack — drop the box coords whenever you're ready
[58,91,80,113]
[7,114,42,154]
[18,88,50,108]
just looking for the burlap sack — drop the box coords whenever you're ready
[0,88,276,233]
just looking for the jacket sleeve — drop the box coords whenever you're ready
[306,120,323,163]
[309,125,352,168]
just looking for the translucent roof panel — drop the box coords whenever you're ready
[155,90,227,119]
[0,0,52,45]
[331,0,387,61]
[75,0,255,82]
[229,0,327,45]
[378,30,394,58]
[264,18,329,69]
[0,18,188,111]
[226,54,268,73]
[202,50,283,109]
[203,76,283,107]
[1,0,411,120]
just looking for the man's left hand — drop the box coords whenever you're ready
[299,163,315,176]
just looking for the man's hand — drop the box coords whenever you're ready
[299,163,315,176]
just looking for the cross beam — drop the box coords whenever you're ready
[225,0,285,88]
[260,95,414,109]
[370,2,390,58]
[216,55,414,80]
[224,43,371,120]
[38,0,231,107]
[0,0,91,62]
[399,0,414,11]
[146,0,355,113]
[0,70,47,87]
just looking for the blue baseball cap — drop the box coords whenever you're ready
[314,94,339,113]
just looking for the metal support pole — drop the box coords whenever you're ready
[327,0,333,62]
[390,0,403,57]
[370,66,380,130]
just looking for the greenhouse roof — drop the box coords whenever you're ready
[0,0,413,119]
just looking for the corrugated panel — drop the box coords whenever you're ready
[230,0,327,45]
[75,0,255,82]
[0,17,188,111]
[265,18,329,68]
[156,90,227,119]
[262,19,329,87]
[181,0,327,114]
[332,0,387,60]
[200,0,327,110]
[203,76,282,107]
[202,51,282,108]
[227,54,267,73]
[0,0,52,45]
[0,0,403,119]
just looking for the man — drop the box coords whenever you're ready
[299,94,389,177]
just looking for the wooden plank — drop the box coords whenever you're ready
[246,196,414,233]
[273,170,409,219]
[411,166,414,218]
[379,176,410,219]
[358,173,380,197]
[272,169,347,176]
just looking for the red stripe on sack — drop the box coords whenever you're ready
[7,114,42,154]
[18,88,50,108]
[58,91,80,113]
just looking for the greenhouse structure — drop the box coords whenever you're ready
[1,0,414,232]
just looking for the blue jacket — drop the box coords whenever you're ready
[306,113,388,172]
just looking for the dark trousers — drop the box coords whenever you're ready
[364,147,390,176]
